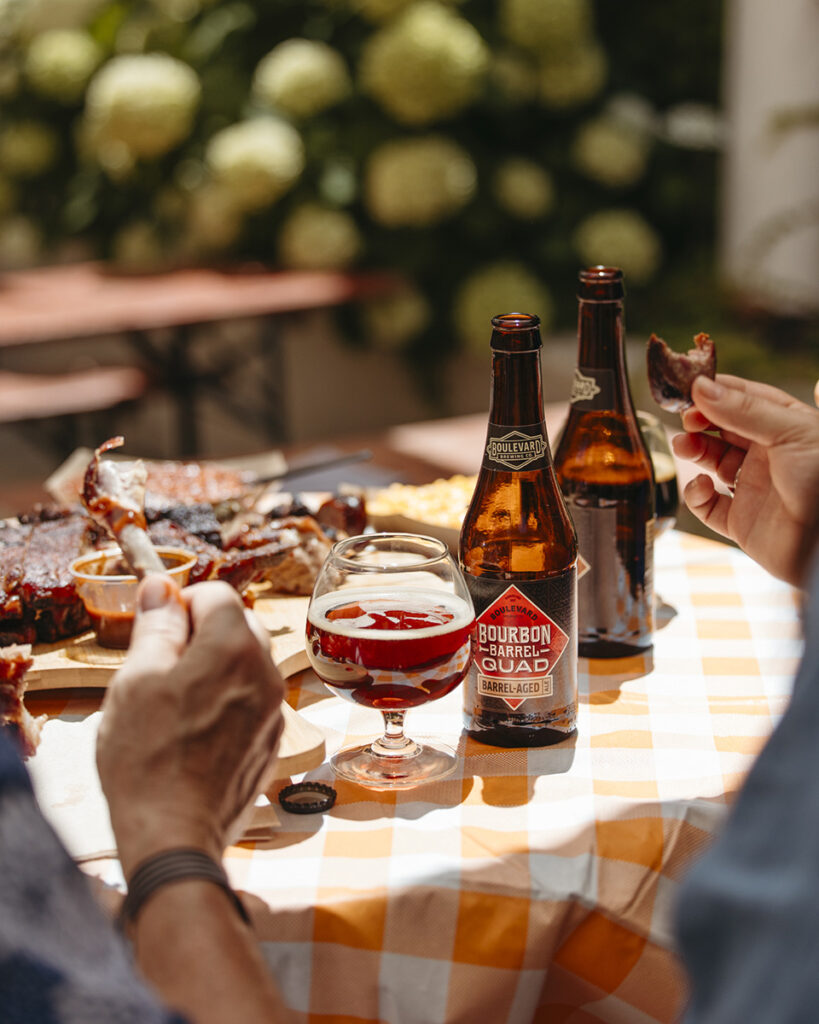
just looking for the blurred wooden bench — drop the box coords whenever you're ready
[0,263,403,455]
[0,366,149,452]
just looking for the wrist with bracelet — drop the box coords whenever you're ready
[119,848,251,933]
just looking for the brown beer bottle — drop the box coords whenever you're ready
[459,313,578,747]
[553,267,655,658]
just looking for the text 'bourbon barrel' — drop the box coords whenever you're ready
[459,313,578,747]
[553,267,655,658]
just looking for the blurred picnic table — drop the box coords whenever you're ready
[0,261,402,455]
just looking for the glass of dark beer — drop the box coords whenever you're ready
[306,532,475,789]
[638,410,680,535]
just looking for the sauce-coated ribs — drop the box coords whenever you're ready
[0,516,99,646]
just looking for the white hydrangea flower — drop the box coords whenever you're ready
[360,2,488,126]
[319,159,357,206]
[664,102,724,150]
[19,0,108,37]
[365,134,476,227]
[538,41,606,109]
[604,92,658,137]
[352,0,413,21]
[85,54,201,161]
[183,184,243,253]
[0,0,25,43]
[573,208,662,285]
[206,118,305,212]
[351,0,463,23]
[501,0,592,53]
[0,215,41,268]
[0,120,58,176]
[572,117,650,188]
[490,49,539,105]
[254,39,351,119]
[454,262,553,352]
[151,0,202,21]
[362,286,431,350]
[25,29,101,102]
[494,158,554,220]
[112,220,166,271]
[277,203,361,270]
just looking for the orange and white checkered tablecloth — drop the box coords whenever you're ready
[34,530,800,1023]
[214,530,802,1024]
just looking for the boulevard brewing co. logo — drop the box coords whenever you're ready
[475,585,569,710]
[570,368,601,404]
[486,430,547,470]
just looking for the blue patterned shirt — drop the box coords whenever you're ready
[0,731,185,1024]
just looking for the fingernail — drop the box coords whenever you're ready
[695,376,723,400]
[138,574,173,611]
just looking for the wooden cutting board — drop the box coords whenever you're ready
[26,591,324,777]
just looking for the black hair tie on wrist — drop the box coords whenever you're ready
[119,848,250,932]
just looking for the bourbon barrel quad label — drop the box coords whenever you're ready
[473,584,569,711]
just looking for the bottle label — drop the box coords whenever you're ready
[482,423,550,471]
[570,501,654,645]
[569,367,616,409]
[466,574,576,713]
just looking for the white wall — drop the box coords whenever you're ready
[720,0,819,315]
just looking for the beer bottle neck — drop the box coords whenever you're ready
[489,348,545,426]
[576,298,626,371]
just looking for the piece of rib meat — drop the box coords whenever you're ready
[82,437,165,578]
[225,516,332,595]
[647,332,717,413]
[148,518,301,593]
[146,520,222,585]
[0,517,97,647]
[0,644,45,757]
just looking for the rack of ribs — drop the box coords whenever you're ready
[0,444,364,649]
[0,515,100,646]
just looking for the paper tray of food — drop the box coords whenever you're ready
[367,475,477,553]
[44,446,288,510]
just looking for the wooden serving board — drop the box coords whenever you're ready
[26,591,324,778]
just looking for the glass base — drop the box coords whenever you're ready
[331,737,458,790]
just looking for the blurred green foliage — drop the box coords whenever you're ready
[0,0,813,384]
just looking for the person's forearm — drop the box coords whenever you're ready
[132,878,288,1024]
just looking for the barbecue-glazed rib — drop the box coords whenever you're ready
[0,517,99,646]
[1,644,45,757]
[147,519,304,593]
[647,332,717,412]
[1,447,356,647]
[225,516,332,595]
[82,437,166,578]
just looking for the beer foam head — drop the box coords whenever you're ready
[309,588,473,638]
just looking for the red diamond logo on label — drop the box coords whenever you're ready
[474,585,569,711]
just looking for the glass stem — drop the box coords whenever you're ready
[371,711,417,759]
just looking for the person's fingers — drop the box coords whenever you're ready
[682,473,732,538]
[185,579,248,634]
[244,606,271,653]
[124,574,189,673]
[672,431,746,489]
[713,429,752,451]
[691,375,815,448]
[716,374,807,409]
[680,406,712,433]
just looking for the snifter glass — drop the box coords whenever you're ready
[306,533,475,789]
